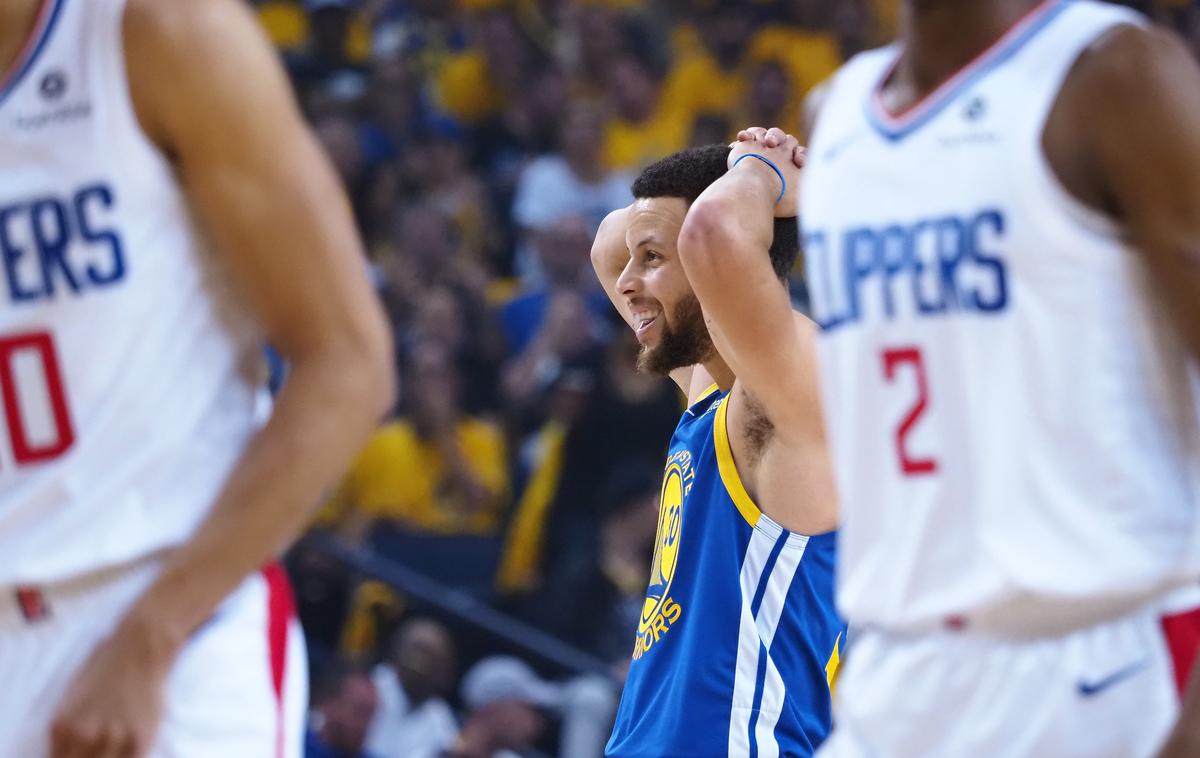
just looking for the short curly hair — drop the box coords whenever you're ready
[631,144,799,281]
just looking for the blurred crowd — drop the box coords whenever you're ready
[256,0,1200,756]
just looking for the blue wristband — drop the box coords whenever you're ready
[733,153,786,204]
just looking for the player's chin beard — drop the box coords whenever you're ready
[637,293,714,376]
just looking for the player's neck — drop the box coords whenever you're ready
[897,0,1042,94]
[703,354,736,393]
[0,0,43,76]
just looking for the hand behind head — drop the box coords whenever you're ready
[732,126,806,216]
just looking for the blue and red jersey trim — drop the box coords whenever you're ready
[865,0,1070,142]
[0,0,66,108]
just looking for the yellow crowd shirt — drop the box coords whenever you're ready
[332,419,510,535]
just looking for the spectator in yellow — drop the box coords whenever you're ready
[564,2,630,100]
[662,0,843,133]
[267,0,374,90]
[735,60,801,138]
[745,18,842,117]
[434,7,537,124]
[658,0,755,124]
[332,340,510,538]
[602,51,691,172]
[258,0,373,58]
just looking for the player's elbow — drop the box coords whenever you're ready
[315,313,397,422]
[678,198,741,277]
[591,206,631,275]
[366,359,397,422]
[354,319,397,421]
[589,238,610,279]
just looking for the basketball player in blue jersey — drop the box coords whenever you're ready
[796,0,1200,755]
[591,143,844,758]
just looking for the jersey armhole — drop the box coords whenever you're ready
[1038,24,1148,239]
[99,0,179,184]
[1018,14,1147,241]
[713,395,763,529]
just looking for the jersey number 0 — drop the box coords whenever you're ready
[0,331,75,466]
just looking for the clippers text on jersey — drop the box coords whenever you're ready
[0,182,126,303]
[805,208,1009,332]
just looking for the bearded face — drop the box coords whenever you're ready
[619,197,717,377]
[636,292,715,376]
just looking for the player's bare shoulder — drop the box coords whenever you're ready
[123,0,282,152]
[1047,18,1200,213]
[1066,19,1200,150]
[1072,18,1195,90]
[123,0,253,53]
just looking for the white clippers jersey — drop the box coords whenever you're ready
[0,0,266,583]
[802,0,1200,633]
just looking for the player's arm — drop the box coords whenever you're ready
[591,206,636,327]
[51,0,394,754]
[592,206,694,394]
[676,129,835,527]
[1058,25,1200,757]
[675,131,815,443]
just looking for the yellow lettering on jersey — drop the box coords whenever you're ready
[631,594,685,659]
[652,614,669,640]
[663,597,682,624]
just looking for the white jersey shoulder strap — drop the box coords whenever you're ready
[1002,0,1145,131]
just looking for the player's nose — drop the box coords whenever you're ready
[616,257,641,296]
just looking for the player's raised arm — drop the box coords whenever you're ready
[675,128,835,530]
[592,205,636,329]
[675,130,819,445]
[1057,24,1200,758]
[50,0,394,754]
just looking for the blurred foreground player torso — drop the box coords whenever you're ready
[803,0,1200,755]
[0,0,393,755]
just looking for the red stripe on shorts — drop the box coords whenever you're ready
[1161,606,1200,698]
[263,563,295,758]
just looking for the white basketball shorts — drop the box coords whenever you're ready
[818,598,1200,758]
[0,556,307,758]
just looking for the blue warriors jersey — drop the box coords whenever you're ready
[607,387,844,758]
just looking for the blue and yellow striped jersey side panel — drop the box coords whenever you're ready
[607,391,845,758]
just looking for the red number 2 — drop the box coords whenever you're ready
[0,331,75,466]
[881,347,937,476]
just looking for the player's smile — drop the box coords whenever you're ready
[630,305,662,341]
[635,316,658,339]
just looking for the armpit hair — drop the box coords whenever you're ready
[740,390,775,465]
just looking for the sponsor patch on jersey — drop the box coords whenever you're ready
[13,67,91,129]
[38,69,66,100]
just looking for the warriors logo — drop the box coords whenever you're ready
[634,450,692,659]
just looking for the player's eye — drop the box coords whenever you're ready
[644,250,662,263]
